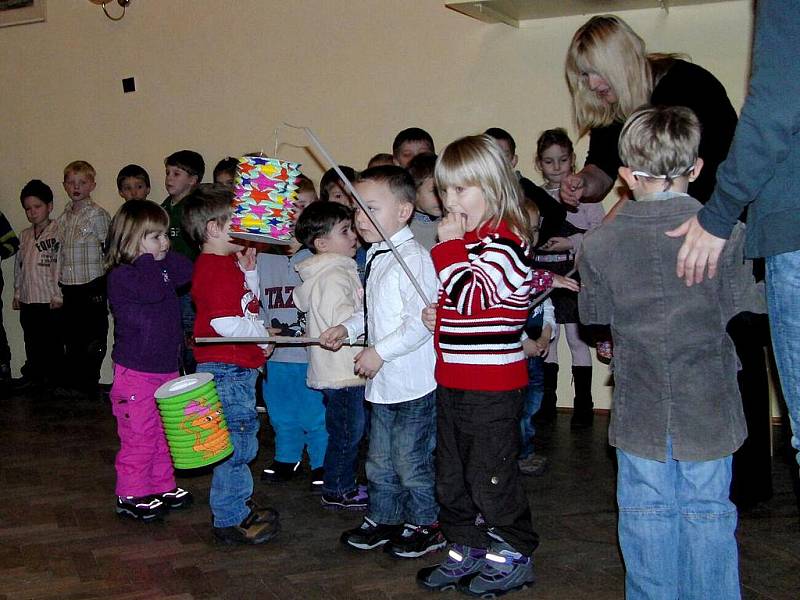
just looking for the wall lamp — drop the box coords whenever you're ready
[89,0,132,22]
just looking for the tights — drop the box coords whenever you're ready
[544,323,592,367]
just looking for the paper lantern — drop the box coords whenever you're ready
[229,155,302,243]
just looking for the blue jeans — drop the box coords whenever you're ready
[367,391,438,525]
[520,356,544,459]
[766,250,800,471]
[263,362,328,469]
[197,363,259,528]
[322,386,366,496]
[617,441,740,600]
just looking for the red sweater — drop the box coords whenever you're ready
[431,221,553,391]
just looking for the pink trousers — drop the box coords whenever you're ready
[110,365,177,497]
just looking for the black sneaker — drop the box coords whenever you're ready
[340,517,403,551]
[321,485,368,510]
[309,467,325,495]
[261,460,302,483]
[385,522,447,558]
[159,487,193,510]
[246,498,280,525]
[213,509,280,545]
[116,495,167,522]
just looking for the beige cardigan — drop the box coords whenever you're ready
[294,252,366,390]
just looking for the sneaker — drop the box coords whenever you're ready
[159,487,193,510]
[213,509,280,545]
[417,544,487,591]
[457,536,535,597]
[518,454,549,477]
[340,517,403,551]
[246,498,280,525]
[321,485,368,510]
[116,495,167,522]
[309,467,325,495]
[261,460,302,483]
[385,522,447,559]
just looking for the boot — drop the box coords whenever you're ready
[534,363,559,425]
[570,366,594,429]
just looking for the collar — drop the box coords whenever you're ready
[637,191,691,202]
[413,211,439,224]
[369,225,414,255]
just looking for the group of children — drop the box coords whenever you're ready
[5,110,761,597]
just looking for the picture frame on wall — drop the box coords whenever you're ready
[0,0,45,28]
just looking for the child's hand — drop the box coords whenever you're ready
[12,298,19,310]
[50,297,63,309]
[437,212,466,242]
[237,247,257,271]
[353,347,384,379]
[319,325,348,351]
[552,274,580,292]
[421,303,437,332]
[533,335,550,357]
[260,343,275,359]
[560,173,585,208]
[540,236,572,253]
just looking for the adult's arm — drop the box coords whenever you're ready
[671,0,799,285]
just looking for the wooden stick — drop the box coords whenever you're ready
[530,267,578,306]
[195,336,365,346]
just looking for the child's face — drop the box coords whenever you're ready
[63,171,96,203]
[22,196,53,226]
[316,218,358,258]
[293,190,318,216]
[214,172,235,188]
[415,178,443,217]
[493,139,518,169]
[165,166,198,200]
[537,144,574,185]
[394,140,433,168]
[442,185,487,232]
[139,229,170,261]
[326,182,353,208]
[353,180,413,244]
[118,176,150,202]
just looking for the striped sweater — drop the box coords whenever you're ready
[431,221,553,391]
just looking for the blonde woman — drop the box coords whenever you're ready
[561,14,737,207]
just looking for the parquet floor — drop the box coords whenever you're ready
[1,388,799,599]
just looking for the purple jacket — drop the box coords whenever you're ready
[108,251,193,373]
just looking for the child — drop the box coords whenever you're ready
[533,128,605,427]
[319,166,357,207]
[293,202,368,509]
[58,160,111,397]
[257,204,328,490]
[393,127,435,168]
[106,200,194,521]
[406,152,442,251]
[294,174,319,215]
[212,157,238,188]
[320,165,442,559]
[117,164,151,202]
[162,149,205,374]
[417,135,577,596]
[367,153,394,169]
[578,105,762,599]
[13,180,62,390]
[183,183,279,544]
[0,209,20,385]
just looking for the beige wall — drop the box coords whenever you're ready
[0,0,754,408]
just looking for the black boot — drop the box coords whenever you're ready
[570,366,594,429]
[534,363,559,425]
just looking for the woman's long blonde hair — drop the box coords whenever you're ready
[106,200,169,269]
[435,135,531,245]
[566,15,652,134]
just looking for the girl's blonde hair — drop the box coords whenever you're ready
[566,15,652,133]
[435,135,531,245]
[106,199,169,269]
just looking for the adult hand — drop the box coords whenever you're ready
[666,215,727,286]
[560,173,585,207]
[540,236,572,253]
[552,274,580,292]
[437,212,466,242]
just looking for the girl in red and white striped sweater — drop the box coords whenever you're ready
[417,135,577,596]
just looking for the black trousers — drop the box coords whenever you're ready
[0,276,9,367]
[60,276,108,391]
[19,302,64,383]
[436,385,539,555]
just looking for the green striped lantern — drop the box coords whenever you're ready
[154,373,233,469]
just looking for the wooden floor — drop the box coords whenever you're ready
[1,388,799,599]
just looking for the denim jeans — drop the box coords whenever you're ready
[322,386,366,496]
[520,356,544,459]
[617,440,740,600]
[197,362,259,528]
[766,250,800,471]
[366,390,438,526]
